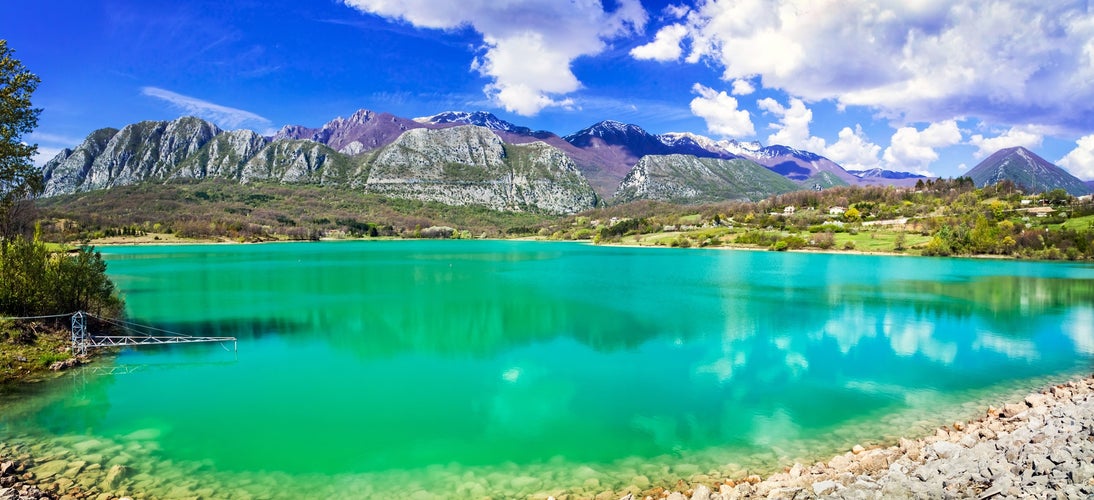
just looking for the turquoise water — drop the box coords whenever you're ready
[3,241,1094,498]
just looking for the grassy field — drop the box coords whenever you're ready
[1059,214,1094,231]
[834,230,932,253]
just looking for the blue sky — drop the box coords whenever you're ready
[6,0,1094,180]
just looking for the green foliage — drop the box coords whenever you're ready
[770,235,807,251]
[922,236,952,257]
[735,231,780,247]
[36,350,69,368]
[0,232,123,317]
[808,223,847,233]
[0,40,44,241]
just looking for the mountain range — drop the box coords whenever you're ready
[40,109,1090,214]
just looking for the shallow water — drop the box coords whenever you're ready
[3,241,1094,498]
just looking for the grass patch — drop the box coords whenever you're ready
[834,230,932,253]
[1058,214,1094,231]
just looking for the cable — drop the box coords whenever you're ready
[86,313,196,339]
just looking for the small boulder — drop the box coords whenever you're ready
[104,464,127,489]
[1025,393,1053,408]
[929,441,963,460]
[813,480,840,496]
[34,460,68,480]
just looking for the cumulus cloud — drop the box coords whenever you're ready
[690,83,755,137]
[968,125,1045,158]
[630,23,687,61]
[343,0,646,116]
[641,0,1094,132]
[731,78,755,96]
[882,120,962,174]
[1059,134,1094,180]
[141,87,272,131]
[757,97,825,151]
[824,126,881,171]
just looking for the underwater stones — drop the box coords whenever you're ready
[509,475,540,490]
[33,459,68,480]
[104,464,127,489]
[71,439,103,454]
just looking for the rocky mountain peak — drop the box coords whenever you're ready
[968,146,1092,195]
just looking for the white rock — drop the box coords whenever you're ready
[813,480,840,496]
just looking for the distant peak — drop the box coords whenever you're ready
[567,120,650,140]
[414,110,530,134]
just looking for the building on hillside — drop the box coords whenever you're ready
[828,206,846,216]
[783,206,796,215]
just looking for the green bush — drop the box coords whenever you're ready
[0,233,124,317]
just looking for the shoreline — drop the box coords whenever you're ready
[2,373,1093,499]
[79,234,1079,263]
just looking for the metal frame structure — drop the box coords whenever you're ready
[70,311,237,354]
[71,311,89,356]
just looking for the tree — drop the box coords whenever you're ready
[0,40,43,246]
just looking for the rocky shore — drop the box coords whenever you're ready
[3,375,1094,499]
[644,374,1094,500]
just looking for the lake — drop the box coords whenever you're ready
[2,241,1093,499]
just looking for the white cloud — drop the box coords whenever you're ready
[968,125,1045,158]
[1059,134,1094,180]
[757,97,825,151]
[824,126,881,171]
[32,146,65,168]
[27,132,84,167]
[630,23,688,61]
[28,132,84,146]
[141,87,272,131]
[730,78,755,96]
[882,120,962,174]
[689,83,755,137]
[343,0,647,116]
[643,0,1094,132]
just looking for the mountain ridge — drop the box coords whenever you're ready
[40,111,1089,214]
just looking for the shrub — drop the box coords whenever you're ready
[812,232,835,249]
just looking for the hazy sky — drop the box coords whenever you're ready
[6,0,1094,180]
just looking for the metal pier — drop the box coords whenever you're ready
[71,311,237,355]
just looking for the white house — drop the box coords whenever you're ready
[828,206,846,216]
[783,206,796,215]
